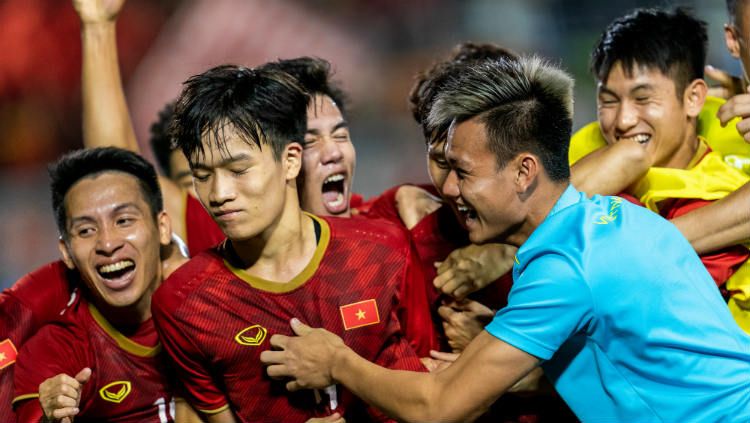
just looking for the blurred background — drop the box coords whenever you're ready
[0,0,738,288]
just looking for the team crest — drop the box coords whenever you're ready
[234,324,267,346]
[99,381,131,403]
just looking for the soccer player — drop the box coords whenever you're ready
[11,147,193,422]
[151,64,436,422]
[261,55,750,423]
[569,8,750,331]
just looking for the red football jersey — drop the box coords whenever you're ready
[152,214,432,422]
[185,192,225,255]
[13,292,175,423]
[0,261,76,422]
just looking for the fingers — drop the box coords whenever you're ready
[437,304,456,321]
[265,363,291,379]
[269,334,290,349]
[717,94,750,126]
[75,367,92,384]
[290,318,311,336]
[259,350,286,366]
[51,406,80,421]
[429,350,459,362]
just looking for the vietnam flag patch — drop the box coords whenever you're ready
[0,339,18,370]
[340,299,380,330]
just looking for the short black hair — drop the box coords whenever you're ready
[428,56,574,182]
[264,57,348,118]
[591,7,707,97]
[409,42,518,143]
[170,64,309,163]
[49,147,163,238]
[149,100,176,176]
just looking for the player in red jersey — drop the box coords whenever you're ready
[11,148,195,422]
[152,64,436,422]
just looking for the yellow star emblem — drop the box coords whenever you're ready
[0,352,5,361]
[356,309,366,320]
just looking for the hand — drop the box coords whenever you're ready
[420,350,458,373]
[305,413,345,423]
[72,0,126,24]
[434,244,516,299]
[261,319,346,391]
[395,185,442,229]
[718,89,750,143]
[39,368,91,423]
[438,299,495,352]
[705,65,745,99]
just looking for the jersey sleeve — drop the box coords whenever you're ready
[396,236,440,357]
[151,297,230,415]
[12,324,86,420]
[185,193,225,256]
[485,253,594,360]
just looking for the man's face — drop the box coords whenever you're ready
[169,150,195,197]
[59,172,170,314]
[442,118,524,244]
[426,137,464,227]
[299,94,356,217]
[597,62,693,168]
[726,7,750,82]
[191,126,299,241]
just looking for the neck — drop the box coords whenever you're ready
[505,180,569,247]
[659,125,699,169]
[91,281,159,335]
[230,189,317,282]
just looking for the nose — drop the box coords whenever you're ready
[615,101,638,134]
[442,169,461,200]
[320,138,344,165]
[95,224,124,256]
[208,171,236,207]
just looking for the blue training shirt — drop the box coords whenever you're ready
[485,185,750,422]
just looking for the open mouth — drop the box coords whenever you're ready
[456,204,478,225]
[618,134,650,144]
[96,260,135,289]
[321,173,348,214]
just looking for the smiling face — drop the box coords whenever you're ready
[298,94,356,217]
[58,172,170,318]
[597,61,700,169]
[190,125,302,241]
[441,118,526,244]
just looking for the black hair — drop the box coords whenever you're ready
[264,57,348,118]
[149,100,176,176]
[170,64,309,163]
[591,7,708,97]
[409,42,518,143]
[49,147,163,238]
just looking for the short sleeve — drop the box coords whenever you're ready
[151,300,230,415]
[485,253,593,360]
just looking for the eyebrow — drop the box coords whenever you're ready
[191,153,252,170]
[68,203,142,227]
[305,119,349,135]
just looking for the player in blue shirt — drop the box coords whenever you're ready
[260,56,750,422]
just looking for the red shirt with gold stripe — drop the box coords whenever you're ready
[151,214,432,422]
[13,291,175,423]
[0,261,74,422]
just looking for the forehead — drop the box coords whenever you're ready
[65,172,147,215]
[307,94,343,120]
[446,118,490,162]
[600,62,676,92]
[193,126,265,167]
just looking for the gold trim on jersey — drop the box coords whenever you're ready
[88,303,161,357]
[199,404,231,414]
[11,393,39,405]
[234,324,267,346]
[99,381,132,403]
[224,213,331,293]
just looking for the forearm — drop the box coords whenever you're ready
[80,21,139,151]
[672,183,750,254]
[570,142,648,196]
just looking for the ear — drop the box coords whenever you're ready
[57,237,76,270]
[283,142,303,181]
[683,79,707,118]
[514,153,540,193]
[726,23,742,59]
[157,211,172,247]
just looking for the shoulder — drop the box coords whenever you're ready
[153,249,225,315]
[323,214,412,252]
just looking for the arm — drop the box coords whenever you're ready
[438,299,495,353]
[433,243,516,300]
[264,321,538,423]
[570,138,651,196]
[394,185,442,230]
[671,181,750,254]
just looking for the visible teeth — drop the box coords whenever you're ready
[98,260,134,274]
[457,205,469,212]
[326,192,345,208]
[324,174,345,184]
[622,134,650,144]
